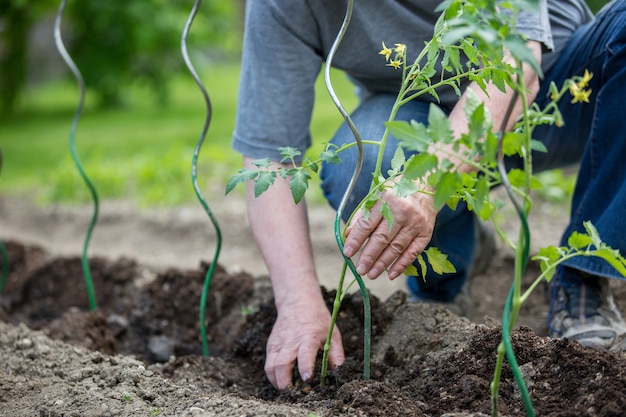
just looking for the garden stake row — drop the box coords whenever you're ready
[321,0,371,384]
[181,0,223,357]
[54,0,99,311]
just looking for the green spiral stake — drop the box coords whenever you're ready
[54,0,99,311]
[322,0,371,382]
[491,87,535,417]
[181,0,223,357]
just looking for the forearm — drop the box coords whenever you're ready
[441,41,543,173]
[243,157,323,308]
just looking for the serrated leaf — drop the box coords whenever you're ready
[505,169,541,190]
[225,168,258,195]
[433,171,460,209]
[530,139,547,153]
[289,169,310,204]
[253,171,277,197]
[402,153,438,181]
[251,158,271,168]
[278,146,301,161]
[424,247,456,275]
[320,149,342,164]
[502,132,525,156]
[474,176,489,215]
[389,146,406,175]
[533,245,563,266]
[385,120,431,152]
[583,221,602,248]
[427,104,454,144]
[568,231,593,250]
[594,248,626,276]
[393,178,420,198]
[381,201,394,232]
[503,35,542,77]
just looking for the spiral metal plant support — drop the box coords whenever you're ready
[54,0,99,311]
[323,0,372,380]
[181,0,223,357]
[493,88,535,416]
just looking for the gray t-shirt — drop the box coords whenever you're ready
[232,0,593,162]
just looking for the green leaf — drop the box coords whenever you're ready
[533,245,563,267]
[225,168,258,195]
[402,153,438,181]
[289,169,310,204]
[506,169,542,189]
[254,171,277,197]
[427,104,454,144]
[530,139,547,153]
[473,176,489,215]
[502,132,525,156]
[278,146,301,161]
[583,221,602,248]
[503,35,542,77]
[251,158,272,168]
[320,149,342,164]
[393,178,420,198]
[594,248,626,277]
[385,120,431,152]
[381,201,394,232]
[568,231,593,250]
[424,247,456,275]
[433,171,460,209]
[389,146,406,175]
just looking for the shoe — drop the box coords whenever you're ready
[549,271,626,349]
[408,216,496,317]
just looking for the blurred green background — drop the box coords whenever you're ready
[0,0,605,207]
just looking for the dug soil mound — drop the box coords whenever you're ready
[2,237,626,417]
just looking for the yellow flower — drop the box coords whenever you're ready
[394,43,406,54]
[379,42,392,61]
[578,69,593,88]
[569,82,592,104]
[387,59,402,69]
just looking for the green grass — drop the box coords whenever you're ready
[0,62,357,207]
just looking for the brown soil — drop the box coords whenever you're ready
[2,195,626,417]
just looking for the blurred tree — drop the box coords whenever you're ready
[0,0,56,114]
[0,0,241,113]
[65,0,241,108]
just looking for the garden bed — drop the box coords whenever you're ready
[1,197,626,416]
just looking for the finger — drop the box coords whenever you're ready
[364,228,415,279]
[296,339,322,383]
[343,207,383,258]
[265,343,295,390]
[355,221,400,277]
[327,330,346,370]
[387,235,430,279]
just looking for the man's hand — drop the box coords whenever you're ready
[265,296,345,389]
[343,188,436,280]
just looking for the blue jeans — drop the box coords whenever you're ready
[320,0,626,302]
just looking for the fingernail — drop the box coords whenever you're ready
[388,270,398,280]
[356,263,367,276]
[343,245,354,257]
[301,372,311,381]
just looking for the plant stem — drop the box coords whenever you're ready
[321,262,348,386]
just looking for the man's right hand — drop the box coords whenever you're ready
[265,296,345,389]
